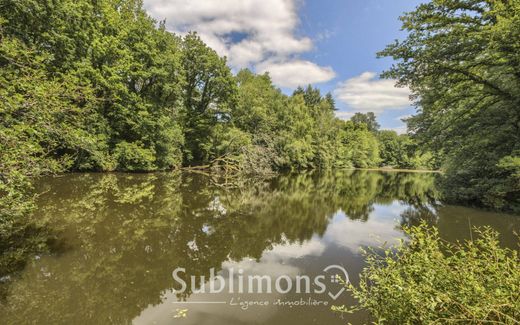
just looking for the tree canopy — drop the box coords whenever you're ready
[0,0,397,178]
[351,112,380,132]
[379,0,520,212]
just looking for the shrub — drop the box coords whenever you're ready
[334,224,520,324]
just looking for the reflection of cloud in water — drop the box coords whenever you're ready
[373,202,411,219]
[222,258,300,278]
[135,233,327,324]
[134,289,280,324]
[262,236,326,261]
[135,201,411,324]
[324,203,407,251]
[135,260,293,324]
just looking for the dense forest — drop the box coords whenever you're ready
[0,0,435,174]
[0,0,519,238]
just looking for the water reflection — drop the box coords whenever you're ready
[0,171,518,324]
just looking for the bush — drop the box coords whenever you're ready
[334,224,520,324]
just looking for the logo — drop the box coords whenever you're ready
[323,265,349,300]
[171,264,349,305]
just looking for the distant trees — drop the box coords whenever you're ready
[377,130,438,170]
[379,0,520,211]
[337,121,380,169]
[235,76,342,170]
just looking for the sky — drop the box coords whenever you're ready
[143,0,424,133]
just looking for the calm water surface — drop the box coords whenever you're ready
[0,170,518,324]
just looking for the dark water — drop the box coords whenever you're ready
[0,171,518,324]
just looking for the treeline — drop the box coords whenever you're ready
[0,0,434,178]
[379,0,520,212]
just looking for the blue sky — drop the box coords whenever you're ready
[298,0,423,131]
[143,0,424,133]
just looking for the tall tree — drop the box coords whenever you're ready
[379,0,520,211]
[180,32,237,164]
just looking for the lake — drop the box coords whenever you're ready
[1,170,518,324]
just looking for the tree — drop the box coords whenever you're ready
[379,0,520,211]
[324,92,336,111]
[378,130,438,169]
[180,32,237,164]
[234,69,282,136]
[338,122,380,168]
[0,0,187,172]
[351,112,380,132]
[378,130,406,167]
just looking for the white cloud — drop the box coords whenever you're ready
[257,60,336,88]
[334,111,354,120]
[143,0,335,88]
[263,236,326,261]
[334,72,411,113]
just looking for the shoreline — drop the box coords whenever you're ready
[348,167,441,173]
[45,167,441,178]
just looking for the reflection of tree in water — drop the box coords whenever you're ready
[399,205,439,228]
[0,170,439,324]
[0,220,68,302]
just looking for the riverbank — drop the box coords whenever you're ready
[350,167,441,173]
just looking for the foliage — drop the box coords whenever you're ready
[379,0,520,211]
[180,32,237,164]
[378,130,439,170]
[334,223,520,324]
[351,112,380,132]
[235,71,370,171]
[338,122,380,168]
[0,0,445,245]
[0,0,185,173]
[113,141,157,172]
[0,0,441,179]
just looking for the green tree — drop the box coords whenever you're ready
[180,32,237,165]
[378,130,405,167]
[339,121,380,168]
[351,112,380,132]
[379,0,520,211]
[378,130,438,169]
[234,69,282,136]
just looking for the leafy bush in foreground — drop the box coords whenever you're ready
[334,224,520,324]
